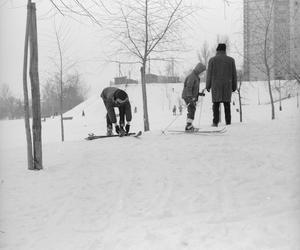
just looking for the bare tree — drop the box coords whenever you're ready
[47,19,80,141]
[107,0,193,131]
[197,41,211,67]
[49,0,108,26]
[244,0,276,119]
[262,1,275,119]
[54,21,65,142]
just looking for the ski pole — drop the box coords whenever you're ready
[161,114,181,134]
[197,95,204,128]
[196,89,206,128]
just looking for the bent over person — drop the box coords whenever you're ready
[100,87,132,136]
[206,43,237,126]
[181,62,206,131]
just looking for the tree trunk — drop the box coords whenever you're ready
[60,81,64,141]
[267,75,275,119]
[23,0,33,170]
[263,7,275,120]
[59,42,64,142]
[140,65,150,131]
[29,2,43,170]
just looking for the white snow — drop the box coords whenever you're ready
[0,82,300,250]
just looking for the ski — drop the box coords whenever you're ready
[167,126,227,134]
[85,131,142,140]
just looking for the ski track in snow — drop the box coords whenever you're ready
[0,84,300,250]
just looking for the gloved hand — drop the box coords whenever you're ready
[125,124,130,134]
[206,88,210,92]
[198,92,205,96]
[115,125,120,134]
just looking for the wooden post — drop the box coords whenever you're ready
[29,2,43,170]
[238,80,243,123]
[278,79,282,111]
[23,0,34,170]
[297,92,299,108]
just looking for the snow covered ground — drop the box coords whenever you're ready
[0,82,300,250]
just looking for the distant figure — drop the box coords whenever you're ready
[178,105,183,115]
[134,106,137,113]
[100,87,132,136]
[82,110,85,117]
[172,105,177,116]
[181,62,206,131]
[206,43,237,126]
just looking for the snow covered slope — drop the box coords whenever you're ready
[0,82,300,250]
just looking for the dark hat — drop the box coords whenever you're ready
[216,43,226,51]
[115,89,128,101]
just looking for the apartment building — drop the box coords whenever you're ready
[243,0,300,81]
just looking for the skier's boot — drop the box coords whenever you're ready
[119,126,126,137]
[211,123,218,127]
[106,125,113,136]
[185,123,195,132]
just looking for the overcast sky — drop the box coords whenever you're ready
[0,0,243,97]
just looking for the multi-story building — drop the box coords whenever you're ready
[244,0,300,81]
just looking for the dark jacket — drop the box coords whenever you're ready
[182,63,206,101]
[206,51,237,102]
[100,87,132,124]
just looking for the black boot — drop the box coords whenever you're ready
[185,123,195,132]
[106,126,113,136]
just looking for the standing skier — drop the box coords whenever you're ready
[181,62,206,131]
[100,87,132,135]
[206,43,237,126]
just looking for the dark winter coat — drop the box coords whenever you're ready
[181,63,206,102]
[100,87,132,124]
[206,51,237,102]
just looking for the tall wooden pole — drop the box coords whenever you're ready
[29,2,43,170]
[238,80,243,123]
[279,80,282,111]
[23,0,34,170]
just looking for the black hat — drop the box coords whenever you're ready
[216,43,226,51]
[115,89,128,101]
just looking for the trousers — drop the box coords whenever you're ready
[213,102,231,125]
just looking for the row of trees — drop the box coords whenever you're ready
[0,72,87,120]
[0,84,24,120]
[42,72,88,117]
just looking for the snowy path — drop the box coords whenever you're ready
[1,111,300,249]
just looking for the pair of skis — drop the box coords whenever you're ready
[166,126,227,135]
[85,131,142,140]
